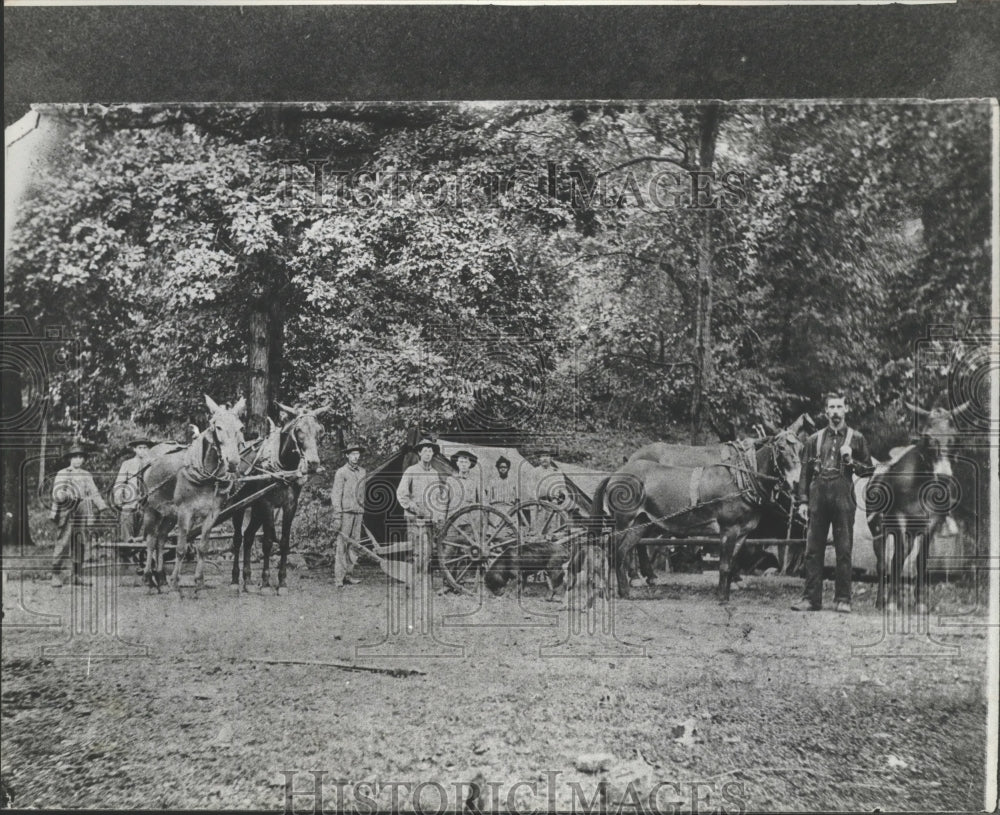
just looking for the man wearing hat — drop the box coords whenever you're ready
[49,442,108,587]
[487,455,519,507]
[446,450,481,514]
[396,439,449,548]
[331,441,367,586]
[112,437,154,542]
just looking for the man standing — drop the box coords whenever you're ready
[331,441,367,587]
[446,450,481,513]
[486,455,519,508]
[112,437,153,542]
[792,393,875,613]
[50,442,108,588]
[397,437,447,522]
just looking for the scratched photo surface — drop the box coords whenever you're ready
[2,99,995,812]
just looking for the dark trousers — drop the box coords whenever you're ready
[803,479,855,606]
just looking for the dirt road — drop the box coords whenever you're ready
[1,563,990,811]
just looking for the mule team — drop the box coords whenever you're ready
[49,391,969,611]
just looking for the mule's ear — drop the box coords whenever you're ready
[905,401,929,418]
[205,394,221,414]
[276,401,299,418]
[310,405,333,418]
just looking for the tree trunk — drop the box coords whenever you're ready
[689,104,721,445]
[247,296,285,439]
[248,303,271,440]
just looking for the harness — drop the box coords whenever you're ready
[815,426,853,480]
[609,434,795,544]
[249,416,312,485]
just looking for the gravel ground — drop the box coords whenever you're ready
[1,560,991,812]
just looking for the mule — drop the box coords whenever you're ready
[626,421,809,581]
[229,404,326,593]
[869,400,971,612]
[594,431,801,601]
[140,396,246,593]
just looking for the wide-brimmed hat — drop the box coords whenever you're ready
[66,442,89,457]
[343,441,366,455]
[413,438,440,455]
[127,437,154,448]
[450,450,478,467]
[495,455,511,469]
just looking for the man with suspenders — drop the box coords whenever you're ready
[792,393,875,613]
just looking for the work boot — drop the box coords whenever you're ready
[790,598,820,611]
[341,576,361,586]
[834,601,851,614]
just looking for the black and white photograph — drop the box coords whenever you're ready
[2,6,997,814]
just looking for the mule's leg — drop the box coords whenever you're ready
[258,505,275,590]
[241,509,263,592]
[155,517,172,588]
[717,528,737,602]
[914,517,939,614]
[614,525,645,599]
[872,514,886,609]
[142,508,157,590]
[230,507,245,588]
[637,543,657,585]
[277,498,297,590]
[890,520,909,610]
[192,509,220,595]
[170,510,191,591]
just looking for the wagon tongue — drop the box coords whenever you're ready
[377,559,414,584]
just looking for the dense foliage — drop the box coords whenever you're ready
[5,101,992,453]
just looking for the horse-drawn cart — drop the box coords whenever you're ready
[346,499,590,593]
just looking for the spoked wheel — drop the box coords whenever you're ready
[511,500,571,543]
[435,505,518,593]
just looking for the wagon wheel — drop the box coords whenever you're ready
[506,500,573,580]
[435,505,519,593]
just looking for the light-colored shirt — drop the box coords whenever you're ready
[50,466,108,522]
[487,473,519,505]
[446,471,481,514]
[112,456,147,511]
[331,463,367,514]
[397,462,449,522]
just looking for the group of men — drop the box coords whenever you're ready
[47,437,154,587]
[50,393,872,608]
[329,437,570,586]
